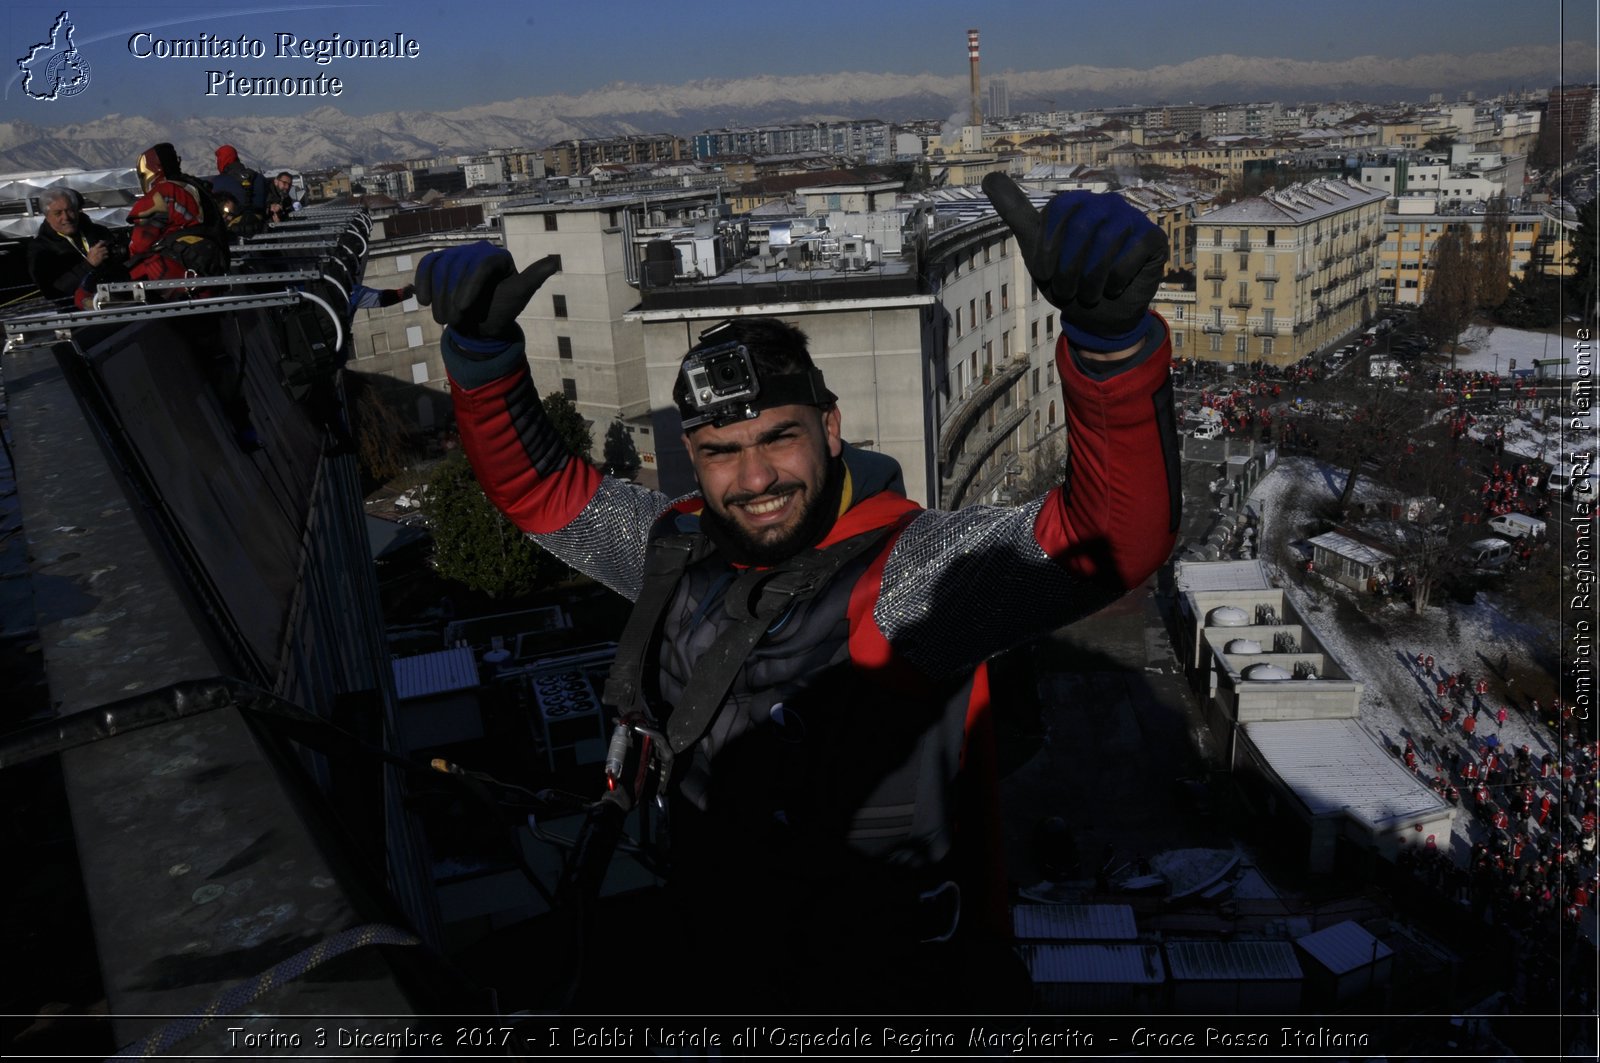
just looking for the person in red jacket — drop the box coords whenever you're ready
[416,176,1177,1012]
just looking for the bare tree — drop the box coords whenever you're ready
[1314,370,1438,517]
[1385,431,1486,614]
[1474,195,1512,313]
[1416,225,1475,370]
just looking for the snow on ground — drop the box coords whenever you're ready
[1247,456,1563,857]
[1433,325,1598,464]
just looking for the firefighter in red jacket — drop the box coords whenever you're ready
[416,176,1177,1012]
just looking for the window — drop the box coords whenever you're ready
[1262,337,1273,358]
[1046,361,1054,387]
[548,254,562,271]
[1173,305,1184,321]
[1045,314,1054,337]
[562,378,577,400]
[1212,228,1223,246]
[1173,332,1183,349]
[405,325,424,348]
[1265,230,1275,247]
[1030,321,1038,347]
[1002,331,1011,360]
[1235,335,1247,354]
[1032,368,1040,394]
[983,243,992,264]
[410,361,428,384]
[558,336,573,359]
[544,214,558,231]
[1264,280,1276,300]
[1212,253,1223,270]
[955,307,962,337]
[553,294,568,318]
[985,292,993,320]
[969,298,977,326]
[1211,281,1222,298]
[1210,333,1222,352]
[1030,281,1038,302]
[1263,308,1275,329]
[1211,307,1222,327]
[1239,254,1249,270]
[1048,400,1056,427]
[1001,283,1008,310]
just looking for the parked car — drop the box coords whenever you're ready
[1488,512,1546,540]
[1462,538,1513,570]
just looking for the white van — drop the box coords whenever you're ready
[1488,512,1546,540]
[1463,538,1513,569]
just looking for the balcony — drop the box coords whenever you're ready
[1203,267,1228,280]
[941,404,1030,507]
[1228,295,1253,309]
[1253,323,1280,336]
[1202,321,1226,334]
[1232,240,1252,252]
[936,357,1029,466]
[1255,269,1280,281]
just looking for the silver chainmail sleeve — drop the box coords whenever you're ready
[873,496,1123,680]
[528,478,689,601]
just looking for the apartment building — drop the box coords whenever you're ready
[1171,180,1387,366]
[691,121,893,162]
[1544,84,1598,158]
[542,135,689,178]
[1358,148,1527,205]
[1379,203,1545,306]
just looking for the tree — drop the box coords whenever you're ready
[602,418,641,479]
[1422,134,1457,154]
[542,391,593,461]
[1473,195,1511,313]
[1316,369,1439,517]
[347,376,413,485]
[423,391,593,599]
[1012,434,1064,501]
[1567,197,1599,327]
[1416,225,1475,369]
[1384,430,1491,614]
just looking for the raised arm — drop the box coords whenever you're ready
[864,179,1180,679]
[417,243,672,599]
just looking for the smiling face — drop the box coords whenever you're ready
[44,195,80,237]
[685,402,842,564]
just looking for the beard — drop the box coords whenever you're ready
[698,455,845,567]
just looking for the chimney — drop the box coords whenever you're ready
[967,29,982,127]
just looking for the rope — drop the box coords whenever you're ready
[108,922,420,1059]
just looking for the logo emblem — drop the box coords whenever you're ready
[18,11,92,101]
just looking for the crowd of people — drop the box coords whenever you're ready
[25,142,298,309]
[1390,645,1598,1010]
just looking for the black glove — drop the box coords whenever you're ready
[414,241,560,349]
[983,173,1168,351]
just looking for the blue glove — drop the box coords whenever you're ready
[983,174,1168,350]
[414,241,559,355]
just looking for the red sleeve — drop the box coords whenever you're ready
[1033,315,1179,591]
[449,363,602,535]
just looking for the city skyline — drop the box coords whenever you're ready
[2,0,1595,122]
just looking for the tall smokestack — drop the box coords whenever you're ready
[967,28,982,127]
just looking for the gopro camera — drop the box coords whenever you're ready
[679,341,761,429]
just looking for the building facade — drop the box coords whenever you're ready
[1169,180,1387,366]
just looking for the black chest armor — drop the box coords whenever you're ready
[603,522,974,882]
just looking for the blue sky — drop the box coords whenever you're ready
[3,0,1595,120]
